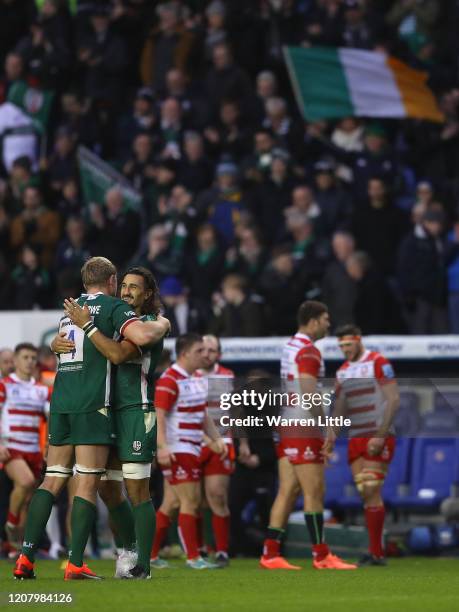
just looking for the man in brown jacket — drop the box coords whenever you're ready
[10,186,60,267]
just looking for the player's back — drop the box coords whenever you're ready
[51,292,138,414]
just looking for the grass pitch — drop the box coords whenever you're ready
[1,558,459,612]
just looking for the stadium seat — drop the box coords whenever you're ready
[393,438,459,510]
[382,437,412,506]
[394,392,421,436]
[434,392,459,416]
[420,412,459,436]
[324,439,357,508]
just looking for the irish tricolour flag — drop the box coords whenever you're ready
[284,46,443,123]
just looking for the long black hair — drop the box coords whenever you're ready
[121,267,162,316]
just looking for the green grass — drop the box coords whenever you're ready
[1,558,459,612]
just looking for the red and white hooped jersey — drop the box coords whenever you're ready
[335,350,396,437]
[155,364,208,456]
[197,363,234,442]
[0,374,50,453]
[279,332,324,421]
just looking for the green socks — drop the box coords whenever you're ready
[304,512,324,545]
[22,489,55,562]
[133,501,155,572]
[109,500,136,551]
[69,496,97,567]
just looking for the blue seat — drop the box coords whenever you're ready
[324,439,354,507]
[434,392,459,417]
[393,438,459,510]
[382,438,412,506]
[394,393,421,436]
[421,410,459,436]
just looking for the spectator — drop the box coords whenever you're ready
[251,149,296,244]
[209,273,266,336]
[159,275,204,336]
[136,223,183,282]
[159,96,184,159]
[77,6,127,107]
[386,0,440,41]
[341,0,375,49]
[284,209,330,275]
[258,246,308,335]
[177,131,214,193]
[10,185,60,266]
[331,117,364,153]
[116,87,158,161]
[226,226,268,287]
[0,52,24,103]
[252,70,278,123]
[353,177,408,274]
[322,231,357,331]
[204,99,251,161]
[140,2,195,94]
[185,222,225,304]
[242,128,276,184]
[54,216,90,276]
[57,178,81,219]
[11,244,51,310]
[122,133,156,193]
[87,187,141,268]
[346,251,394,334]
[263,96,302,154]
[199,160,247,246]
[398,209,449,334]
[205,42,253,117]
[313,159,353,235]
[45,126,76,196]
[201,0,228,62]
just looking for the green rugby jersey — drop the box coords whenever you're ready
[114,313,164,411]
[51,292,139,414]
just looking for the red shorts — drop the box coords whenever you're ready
[278,437,324,465]
[348,436,396,465]
[162,453,202,485]
[3,449,43,479]
[200,442,235,476]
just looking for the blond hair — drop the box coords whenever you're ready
[81,257,116,289]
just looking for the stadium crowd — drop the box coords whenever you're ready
[0,0,459,334]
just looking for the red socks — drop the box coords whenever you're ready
[151,510,171,559]
[312,543,329,561]
[365,506,385,557]
[178,513,199,560]
[263,539,280,559]
[7,511,19,526]
[212,514,230,554]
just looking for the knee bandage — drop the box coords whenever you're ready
[74,464,106,476]
[122,462,151,480]
[100,469,123,482]
[45,465,73,479]
[354,468,385,493]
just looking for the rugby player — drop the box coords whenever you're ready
[331,325,400,566]
[0,348,14,378]
[197,335,237,567]
[0,344,50,550]
[260,301,357,570]
[60,267,165,579]
[155,333,227,569]
[14,257,169,580]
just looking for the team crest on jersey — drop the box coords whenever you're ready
[176,466,188,479]
[303,446,316,460]
[133,440,142,452]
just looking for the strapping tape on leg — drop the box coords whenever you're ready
[122,462,151,480]
[354,468,385,492]
[100,469,123,482]
[74,464,106,476]
[45,465,73,478]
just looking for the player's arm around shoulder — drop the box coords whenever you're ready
[124,315,171,347]
[63,298,140,365]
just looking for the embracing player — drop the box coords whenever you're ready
[260,301,356,570]
[0,344,50,551]
[60,266,166,579]
[331,325,400,566]
[14,257,169,581]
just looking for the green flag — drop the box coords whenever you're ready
[7,81,54,132]
[78,146,142,211]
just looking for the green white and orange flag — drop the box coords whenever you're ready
[284,46,444,123]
